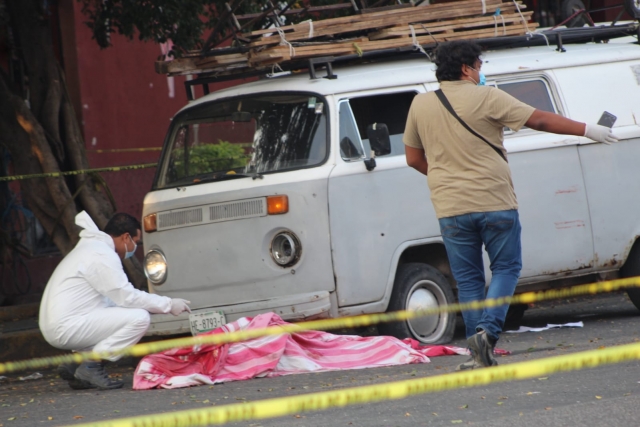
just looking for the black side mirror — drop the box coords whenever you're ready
[366,123,391,157]
[231,111,252,122]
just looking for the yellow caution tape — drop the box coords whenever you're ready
[70,341,640,427]
[87,148,163,153]
[0,163,158,182]
[1,276,638,375]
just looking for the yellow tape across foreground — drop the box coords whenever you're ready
[87,148,163,153]
[0,163,157,182]
[1,276,639,375]
[70,341,640,427]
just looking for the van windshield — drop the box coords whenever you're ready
[157,93,328,188]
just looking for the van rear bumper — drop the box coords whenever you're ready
[146,291,332,336]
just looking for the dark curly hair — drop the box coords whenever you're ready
[103,213,141,237]
[435,41,482,82]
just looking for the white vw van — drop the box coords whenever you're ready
[141,26,640,344]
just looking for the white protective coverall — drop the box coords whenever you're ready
[39,211,172,361]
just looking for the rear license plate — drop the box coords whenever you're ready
[189,311,226,336]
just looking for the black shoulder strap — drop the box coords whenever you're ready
[434,89,507,162]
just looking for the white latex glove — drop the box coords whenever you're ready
[584,123,619,145]
[169,298,192,316]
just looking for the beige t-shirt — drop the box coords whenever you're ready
[404,80,535,219]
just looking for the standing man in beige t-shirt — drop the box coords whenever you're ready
[403,40,617,370]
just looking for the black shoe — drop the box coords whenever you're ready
[56,363,78,381]
[74,362,124,390]
[467,330,498,368]
[57,362,96,390]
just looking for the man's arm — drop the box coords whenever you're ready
[525,110,618,144]
[405,145,429,176]
[524,110,585,135]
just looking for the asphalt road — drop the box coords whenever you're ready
[2,291,640,427]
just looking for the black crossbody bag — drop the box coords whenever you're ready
[434,89,507,162]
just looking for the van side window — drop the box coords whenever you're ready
[496,79,556,113]
[339,101,365,161]
[348,92,417,157]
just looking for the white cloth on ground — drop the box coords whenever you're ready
[39,211,172,359]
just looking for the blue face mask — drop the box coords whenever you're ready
[469,66,486,86]
[124,235,137,259]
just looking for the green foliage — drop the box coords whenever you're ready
[173,140,249,176]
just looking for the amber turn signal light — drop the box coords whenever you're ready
[144,213,157,233]
[267,195,289,215]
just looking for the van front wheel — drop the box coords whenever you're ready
[379,263,456,344]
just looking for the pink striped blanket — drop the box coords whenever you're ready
[133,312,471,390]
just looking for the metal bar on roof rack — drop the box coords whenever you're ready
[611,8,626,26]
[556,33,566,52]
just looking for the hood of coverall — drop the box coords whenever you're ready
[75,211,115,250]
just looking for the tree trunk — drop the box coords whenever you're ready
[0,0,146,289]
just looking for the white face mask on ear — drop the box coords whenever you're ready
[124,235,137,259]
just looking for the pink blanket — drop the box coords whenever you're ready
[134,313,469,389]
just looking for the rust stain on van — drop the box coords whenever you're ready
[555,186,579,195]
[555,220,585,229]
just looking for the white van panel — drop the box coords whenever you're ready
[328,155,439,306]
[551,60,640,126]
[578,136,640,269]
[509,143,594,278]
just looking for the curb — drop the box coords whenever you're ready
[0,328,65,363]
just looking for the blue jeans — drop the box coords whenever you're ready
[438,210,522,341]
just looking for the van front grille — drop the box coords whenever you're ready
[158,208,203,229]
[156,198,266,231]
[210,199,264,222]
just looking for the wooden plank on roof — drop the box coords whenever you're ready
[369,12,534,40]
[245,0,509,37]
[247,1,525,47]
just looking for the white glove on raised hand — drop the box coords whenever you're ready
[170,298,192,316]
[584,123,619,145]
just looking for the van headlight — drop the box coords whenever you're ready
[144,250,168,285]
[270,231,301,267]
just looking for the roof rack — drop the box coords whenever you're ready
[181,22,638,100]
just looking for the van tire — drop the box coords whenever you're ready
[621,243,640,310]
[505,303,528,325]
[379,263,456,344]
[623,0,640,19]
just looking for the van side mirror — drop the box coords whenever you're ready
[367,123,391,157]
[231,111,252,122]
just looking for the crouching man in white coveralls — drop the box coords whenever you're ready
[39,211,191,390]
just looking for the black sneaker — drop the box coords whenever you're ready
[467,330,498,368]
[57,363,96,390]
[74,362,124,390]
[56,363,78,381]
